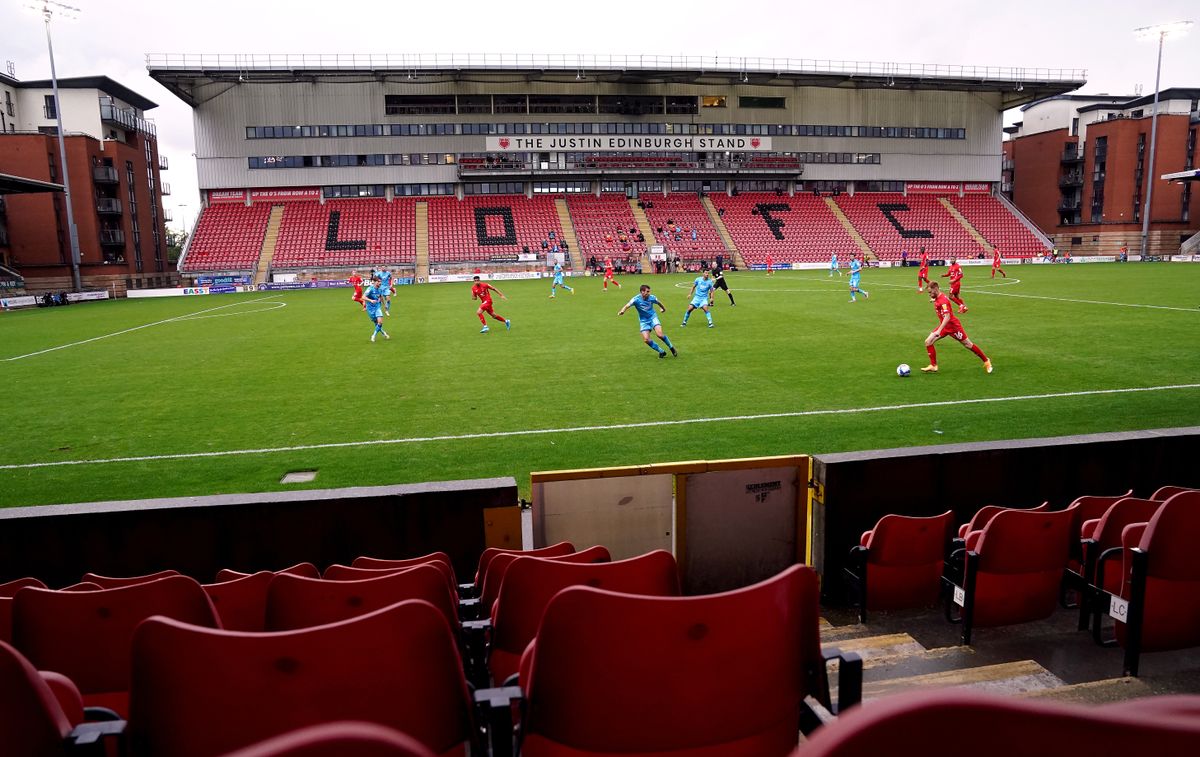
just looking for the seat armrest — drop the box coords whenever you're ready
[459,596,481,620]
[458,582,477,599]
[799,694,836,734]
[821,647,863,714]
[82,706,122,722]
[68,719,125,748]
[1080,518,1101,540]
[474,685,523,757]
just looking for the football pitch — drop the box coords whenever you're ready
[2,263,1198,508]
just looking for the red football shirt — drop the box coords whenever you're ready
[919,254,929,271]
[348,274,363,291]
[933,293,963,332]
[472,282,495,305]
[947,264,963,284]
[992,251,1001,264]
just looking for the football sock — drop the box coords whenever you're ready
[477,312,487,325]
[682,310,691,324]
[926,345,938,365]
[705,311,712,325]
[492,313,506,323]
[727,293,735,304]
[970,344,988,361]
[951,294,964,306]
[648,341,664,354]
[563,285,573,291]
[661,334,674,349]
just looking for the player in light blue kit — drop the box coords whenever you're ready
[681,269,716,328]
[376,268,393,316]
[548,261,574,298]
[848,254,870,302]
[364,275,390,342]
[830,251,841,277]
[618,284,677,358]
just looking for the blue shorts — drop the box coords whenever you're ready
[849,274,861,287]
[690,297,708,309]
[553,276,565,285]
[366,308,382,322]
[639,316,661,332]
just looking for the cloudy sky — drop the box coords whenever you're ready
[3,0,1196,230]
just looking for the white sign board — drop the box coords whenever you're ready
[486,136,772,152]
[1109,595,1130,623]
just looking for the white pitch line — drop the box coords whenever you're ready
[948,287,1199,313]
[2,296,285,362]
[3,382,1199,471]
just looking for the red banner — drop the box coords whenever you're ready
[962,183,992,194]
[906,182,960,194]
[249,188,320,202]
[208,190,246,204]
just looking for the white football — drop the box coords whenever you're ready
[897,363,912,377]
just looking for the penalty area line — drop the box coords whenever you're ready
[4,382,1200,471]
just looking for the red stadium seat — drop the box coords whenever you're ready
[81,569,181,588]
[0,578,47,644]
[128,601,475,757]
[845,511,954,621]
[0,640,106,757]
[215,563,321,582]
[565,194,647,263]
[426,195,562,264]
[477,545,611,620]
[352,551,454,573]
[1080,497,1163,633]
[709,193,861,265]
[1092,491,1200,675]
[219,722,436,757]
[796,690,1200,756]
[322,561,456,589]
[272,199,416,269]
[486,548,668,684]
[12,576,220,716]
[467,542,575,597]
[182,204,273,272]
[957,502,1049,541]
[950,195,1050,259]
[265,566,458,632]
[1151,485,1197,501]
[944,508,1075,643]
[508,565,859,756]
[203,571,274,632]
[637,194,726,263]
[835,193,985,261]
[0,577,47,596]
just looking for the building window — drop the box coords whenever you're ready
[322,185,385,198]
[394,183,455,196]
[739,96,786,109]
[701,96,727,108]
[43,94,56,120]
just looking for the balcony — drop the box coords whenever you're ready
[99,229,126,246]
[1058,174,1083,187]
[1191,109,1199,124]
[1057,201,1081,212]
[163,208,174,222]
[99,103,157,137]
[1061,149,1084,163]
[160,182,171,196]
[1001,159,1014,171]
[93,165,119,184]
[96,198,123,214]
[158,155,169,171]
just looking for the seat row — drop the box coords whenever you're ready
[844,485,1200,675]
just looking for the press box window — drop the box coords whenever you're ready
[701,96,727,108]
[739,96,785,109]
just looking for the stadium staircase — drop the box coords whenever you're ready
[252,205,285,286]
[994,193,1055,249]
[817,616,1154,705]
[939,197,995,254]
[415,201,430,282]
[825,197,876,262]
[1183,230,1200,255]
[700,196,745,269]
[627,199,657,270]
[553,198,586,270]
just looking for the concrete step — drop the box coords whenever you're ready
[824,633,924,663]
[820,623,875,643]
[858,659,1065,701]
[1023,677,1152,705]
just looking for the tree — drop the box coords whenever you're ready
[166,228,188,264]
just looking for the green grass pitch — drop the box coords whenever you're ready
[2,263,1198,508]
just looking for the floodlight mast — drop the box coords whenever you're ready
[1133,21,1193,259]
[27,0,84,292]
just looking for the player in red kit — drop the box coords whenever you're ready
[348,270,365,310]
[922,282,991,374]
[765,253,774,276]
[602,258,622,291]
[991,248,1007,279]
[917,247,930,291]
[471,276,510,333]
[941,258,968,312]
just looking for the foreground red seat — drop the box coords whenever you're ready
[944,508,1074,643]
[216,563,321,582]
[220,722,436,757]
[12,576,220,715]
[1092,491,1200,675]
[129,601,475,757]
[500,565,860,756]
[203,571,275,632]
[845,511,953,621]
[796,690,1200,756]
[265,566,457,632]
[484,548,668,684]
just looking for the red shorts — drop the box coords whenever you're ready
[479,301,495,314]
[604,270,615,279]
[950,283,961,295]
[353,289,363,301]
[937,322,967,341]
[919,269,929,279]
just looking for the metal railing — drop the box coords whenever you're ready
[160,182,171,196]
[459,158,805,175]
[99,103,157,137]
[145,53,1087,83]
[93,165,119,183]
[1058,174,1083,187]
[99,229,125,246]
[1061,150,1084,161]
[158,155,169,170]
[96,198,122,214]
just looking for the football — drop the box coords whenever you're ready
[897,363,912,377]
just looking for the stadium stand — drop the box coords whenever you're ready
[951,194,1049,258]
[845,511,955,622]
[709,192,861,264]
[272,199,416,269]
[182,204,273,272]
[565,194,646,262]
[835,193,985,261]
[638,194,727,262]
[426,195,563,263]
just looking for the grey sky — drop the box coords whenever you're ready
[2,0,1196,230]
